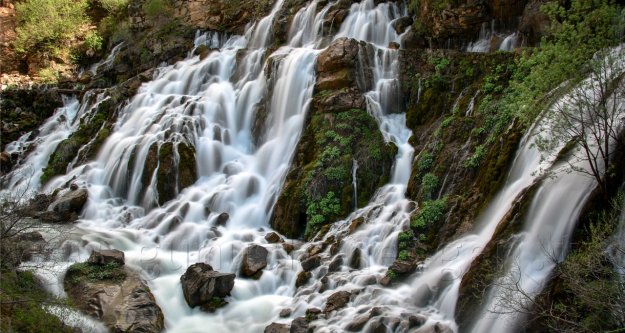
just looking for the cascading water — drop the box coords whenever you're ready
[6,0,620,332]
[468,46,625,332]
[1,94,104,196]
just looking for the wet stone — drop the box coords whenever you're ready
[264,322,290,333]
[265,232,283,243]
[88,249,125,266]
[301,255,321,272]
[279,308,292,318]
[324,290,351,313]
[241,244,268,277]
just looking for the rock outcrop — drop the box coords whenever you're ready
[180,263,235,311]
[64,251,164,333]
[270,38,396,239]
[241,244,269,278]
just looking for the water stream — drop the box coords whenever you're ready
[3,1,621,332]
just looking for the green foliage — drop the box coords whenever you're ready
[305,191,341,236]
[99,0,129,13]
[398,250,410,261]
[386,269,398,280]
[420,172,439,199]
[37,68,59,83]
[65,261,126,284]
[521,192,625,332]
[143,0,170,17]
[15,0,88,54]
[398,230,414,251]
[411,197,448,230]
[0,271,75,333]
[84,31,103,53]
[417,151,434,174]
[465,144,486,168]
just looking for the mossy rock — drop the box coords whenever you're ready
[270,106,395,239]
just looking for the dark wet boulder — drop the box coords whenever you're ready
[295,271,311,288]
[87,249,125,266]
[265,232,283,243]
[180,263,235,308]
[47,188,89,222]
[300,255,321,272]
[324,290,351,313]
[241,244,269,277]
[265,322,290,333]
[290,317,310,333]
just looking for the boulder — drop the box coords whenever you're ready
[48,188,88,221]
[290,317,310,333]
[328,255,343,272]
[241,244,268,277]
[389,259,417,275]
[64,264,163,333]
[279,308,292,318]
[215,212,229,226]
[180,263,235,308]
[265,322,290,333]
[265,232,283,243]
[349,248,363,269]
[300,255,321,272]
[295,271,311,288]
[392,16,413,35]
[87,249,125,266]
[345,307,382,332]
[324,291,351,313]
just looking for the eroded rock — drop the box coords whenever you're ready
[241,244,268,277]
[180,263,235,308]
[64,257,163,333]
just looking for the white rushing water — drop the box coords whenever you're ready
[4,0,621,332]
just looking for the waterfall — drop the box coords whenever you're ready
[352,159,358,210]
[5,0,621,332]
[0,95,97,196]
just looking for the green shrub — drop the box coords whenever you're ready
[411,197,448,230]
[99,0,129,13]
[15,0,88,55]
[421,172,439,199]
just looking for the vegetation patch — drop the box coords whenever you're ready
[65,261,126,285]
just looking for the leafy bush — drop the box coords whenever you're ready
[421,172,439,199]
[411,197,448,230]
[15,0,88,55]
[99,0,129,13]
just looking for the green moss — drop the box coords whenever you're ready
[0,271,75,333]
[410,197,448,230]
[41,98,115,185]
[65,261,126,285]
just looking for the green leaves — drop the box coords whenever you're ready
[15,0,88,54]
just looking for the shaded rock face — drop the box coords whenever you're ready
[518,0,551,45]
[180,263,235,308]
[46,188,89,222]
[408,0,532,49]
[324,290,351,313]
[270,38,396,239]
[241,244,269,277]
[88,249,125,266]
[139,141,197,206]
[264,322,290,333]
[0,89,63,152]
[64,258,164,333]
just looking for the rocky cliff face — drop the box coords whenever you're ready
[270,38,396,239]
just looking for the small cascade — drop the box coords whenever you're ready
[468,46,625,332]
[352,159,359,210]
[466,21,518,52]
[1,95,86,195]
[90,42,124,75]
